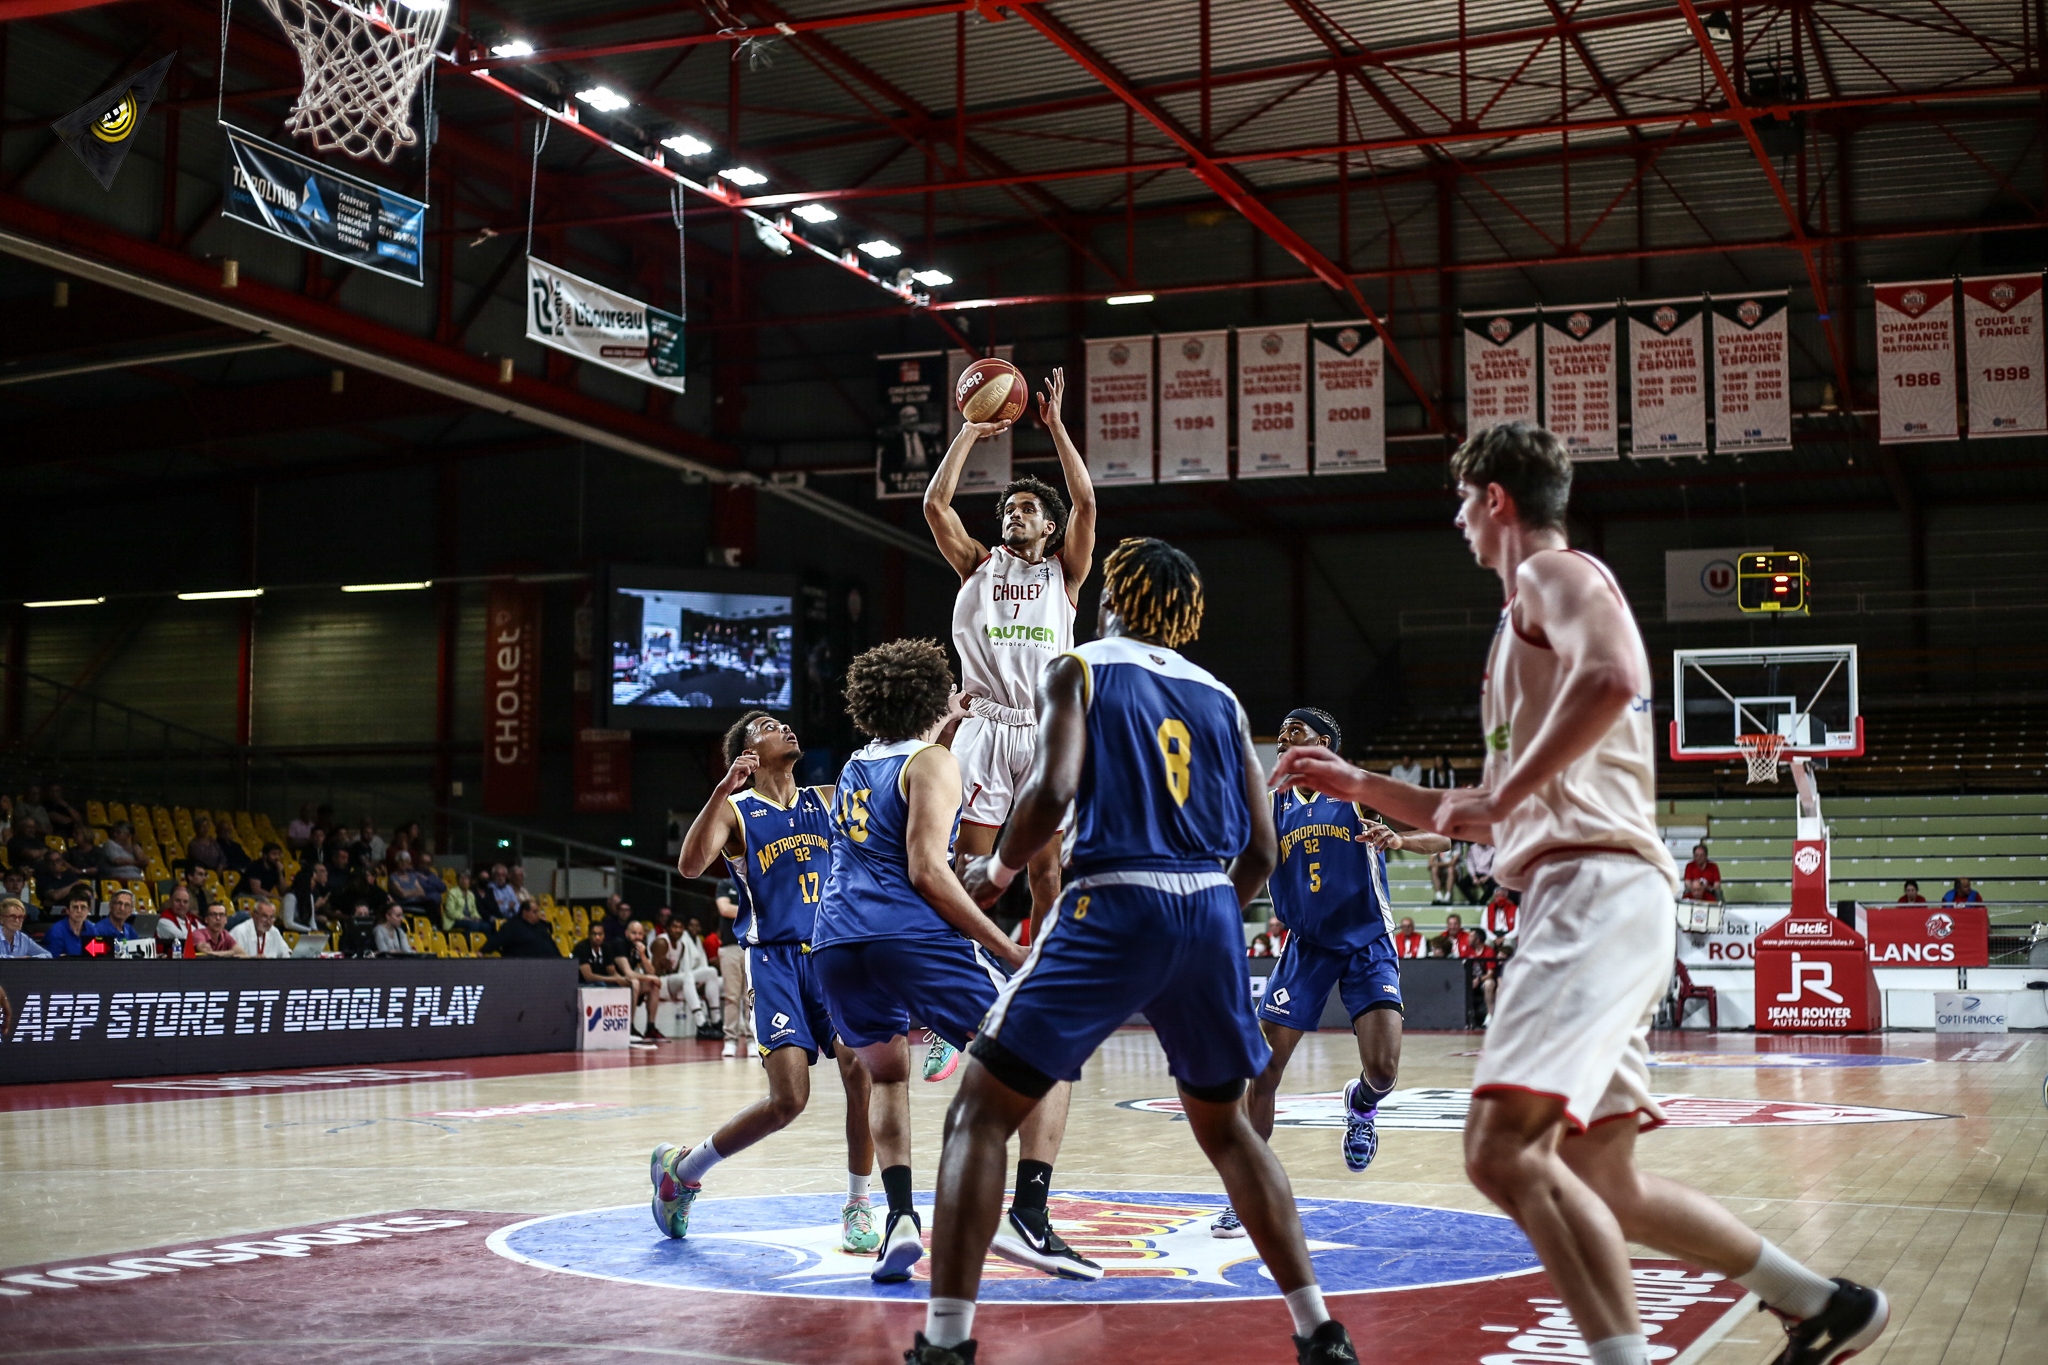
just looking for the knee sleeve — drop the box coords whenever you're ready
[967,1034,1058,1100]
[1180,1077,1248,1104]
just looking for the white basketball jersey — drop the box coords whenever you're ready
[951,546,1075,714]
[1479,550,1678,892]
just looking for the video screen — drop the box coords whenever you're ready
[610,588,794,712]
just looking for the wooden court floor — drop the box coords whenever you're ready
[1,1028,2041,1365]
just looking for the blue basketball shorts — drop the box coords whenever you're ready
[811,934,1010,1051]
[978,869,1272,1092]
[1258,933,1404,1032]
[746,942,837,1063]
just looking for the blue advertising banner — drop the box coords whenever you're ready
[222,125,427,286]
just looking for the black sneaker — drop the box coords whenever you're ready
[904,1333,977,1365]
[990,1206,1104,1281]
[1294,1319,1357,1365]
[1766,1278,1889,1365]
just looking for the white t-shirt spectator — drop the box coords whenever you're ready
[374,923,414,955]
[1389,760,1423,785]
[231,919,291,959]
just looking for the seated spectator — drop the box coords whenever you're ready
[413,848,442,888]
[484,863,521,920]
[1469,927,1503,1024]
[1425,755,1458,789]
[95,821,147,882]
[283,860,330,933]
[0,897,51,959]
[45,889,97,957]
[1247,911,1287,958]
[1944,877,1984,905]
[241,843,288,900]
[1682,843,1722,902]
[326,846,353,889]
[509,864,539,909]
[350,820,385,868]
[372,904,417,956]
[1431,911,1477,958]
[575,921,661,1040]
[4,819,45,879]
[155,885,203,957]
[601,897,637,948]
[386,851,442,912]
[650,905,675,939]
[14,785,49,833]
[183,818,225,872]
[1393,916,1426,958]
[1897,879,1927,905]
[188,901,243,958]
[1,868,33,921]
[337,904,379,957]
[484,900,561,959]
[1427,938,1450,958]
[440,868,487,933]
[301,824,329,873]
[1429,844,1460,905]
[1388,755,1423,786]
[34,852,88,917]
[41,783,81,839]
[654,917,721,1030]
[331,868,390,924]
[610,921,668,1041]
[230,900,290,959]
[1480,888,1519,948]
[92,889,141,948]
[286,803,317,850]
[1462,842,1497,905]
[1247,931,1276,958]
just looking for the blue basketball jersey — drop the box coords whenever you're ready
[1269,789,1394,954]
[1062,636,1252,876]
[812,739,962,948]
[727,785,835,945]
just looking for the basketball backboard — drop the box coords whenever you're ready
[1670,645,1862,760]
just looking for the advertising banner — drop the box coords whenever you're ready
[0,959,579,1083]
[1235,324,1309,478]
[1710,292,1791,453]
[1310,321,1385,474]
[526,257,686,393]
[945,345,1016,493]
[1753,913,1879,1033]
[1084,334,1154,485]
[1873,279,1956,444]
[874,351,946,499]
[222,125,426,285]
[1157,330,1230,482]
[1627,296,1709,457]
[1665,546,1769,621]
[482,580,541,816]
[1861,905,1989,967]
[572,728,632,813]
[1960,273,2048,438]
[1462,309,1540,430]
[1541,303,1620,460]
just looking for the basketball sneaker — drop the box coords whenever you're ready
[904,1333,977,1364]
[991,1206,1103,1280]
[1765,1278,1889,1365]
[1294,1319,1358,1364]
[1211,1206,1246,1238]
[841,1196,881,1253]
[1341,1078,1380,1173]
[648,1142,701,1239]
[873,1208,924,1283]
[923,1036,960,1082]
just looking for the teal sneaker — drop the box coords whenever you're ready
[923,1036,960,1082]
[649,1142,701,1239]
[841,1195,881,1253]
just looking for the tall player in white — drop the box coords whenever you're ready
[924,366,1097,931]
[1273,425,1888,1365]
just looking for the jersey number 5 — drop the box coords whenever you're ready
[837,788,872,843]
[1156,719,1192,807]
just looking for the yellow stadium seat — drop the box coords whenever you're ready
[107,802,129,824]
[86,800,108,826]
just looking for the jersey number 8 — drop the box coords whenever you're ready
[1156,718,1192,807]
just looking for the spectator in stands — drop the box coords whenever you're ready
[34,850,86,917]
[508,864,538,910]
[63,830,97,882]
[351,820,385,868]
[231,900,290,959]
[216,822,251,873]
[1247,930,1277,958]
[1432,911,1477,958]
[1389,755,1423,786]
[1393,916,1425,959]
[440,869,486,933]
[286,803,316,850]
[654,916,719,1032]
[1682,843,1722,902]
[92,889,141,948]
[14,785,49,832]
[188,901,242,958]
[284,859,330,933]
[326,845,353,889]
[1898,879,1927,904]
[41,783,81,839]
[485,864,520,919]
[1469,927,1503,1024]
[5,815,46,876]
[1,898,50,959]
[387,851,441,913]
[1425,755,1457,789]
[1462,842,1497,904]
[156,885,202,957]
[183,818,225,872]
[1427,938,1450,959]
[610,921,669,1041]
[1428,843,1459,905]
[178,864,215,913]
[240,843,288,902]
[373,904,416,956]
[601,897,637,948]
[333,866,390,922]
[1945,877,1984,905]
[714,878,750,1058]
[45,889,96,957]
[1481,887,1519,948]
[94,821,146,882]
[2,868,33,922]
[575,921,662,1039]
[414,848,442,887]
[484,900,560,958]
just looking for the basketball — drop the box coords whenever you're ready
[955,357,1029,425]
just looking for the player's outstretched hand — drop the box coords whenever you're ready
[1037,367,1067,428]
[1433,788,1501,843]
[1356,820,1404,851]
[964,417,1014,442]
[716,750,762,795]
[1270,744,1367,798]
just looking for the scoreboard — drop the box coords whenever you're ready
[1737,551,1808,613]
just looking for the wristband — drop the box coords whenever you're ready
[985,855,1021,892]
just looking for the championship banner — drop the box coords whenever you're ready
[874,351,946,499]
[1627,297,1709,458]
[222,126,426,286]
[1084,334,1155,485]
[1540,303,1619,460]
[1310,321,1385,474]
[1235,324,1309,479]
[945,345,1015,494]
[1873,279,1957,444]
[1462,309,1539,430]
[1158,330,1230,482]
[482,581,541,817]
[1960,273,2047,438]
[525,258,686,393]
[1709,292,1791,453]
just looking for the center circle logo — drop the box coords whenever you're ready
[488,1191,1540,1302]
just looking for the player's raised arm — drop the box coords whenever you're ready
[677,750,756,878]
[1228,709,1279,909]
[1271,745,1444,833]
[902,745,1028,967]
[923,419,1012,580]
[1038,368,1097,596]
[963,652,1087,907]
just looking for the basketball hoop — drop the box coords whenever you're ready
[1737,733,1787,784]
[254,0,447,163]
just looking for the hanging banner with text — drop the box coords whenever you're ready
[1540,303,1620,460]
[1960,273,2048,438]
[1235,324,1308,478]
[1627,297,1709,458]
[1084,334,1155,485]
[1158,330,1230,482]
[482,581,541,816]
[1462,309,1539,431]
[1310,321,1384,474]
[1873,279,1957,445]
[945,345,1016,494]
[1710,292,1791,453]
[874,351,947,499]
[525,258,686,393]
[222,125,426,286]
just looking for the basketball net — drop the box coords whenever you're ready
[1736,733,1788,785]
[255,0,446,163]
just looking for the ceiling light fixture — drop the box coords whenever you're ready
[1106,293,1155,305]
[912,269,953,287]
[719,166,768,186]
[791,203,836,224]
[24,597,105,609]
[341,581,432,593]
[177,588,265,601]
[857,239,901,259]
[575,86,630,113]
[490,39,534,57]
[661,132,711,157]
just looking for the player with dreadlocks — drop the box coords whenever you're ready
[907,538,1357,1365]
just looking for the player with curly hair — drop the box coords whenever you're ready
[810,639,1093,1286]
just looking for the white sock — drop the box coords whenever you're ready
[925,1296,976,1349]
[1737,1239,1836,1320]
[673,1136,723,1187]
[1284,1283,1330,1337]
[848,1171,871,1201]
[1587,1334,1650,1365]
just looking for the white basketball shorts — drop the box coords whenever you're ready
[1472,852,1677,1132]
[952,713,1036,828]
